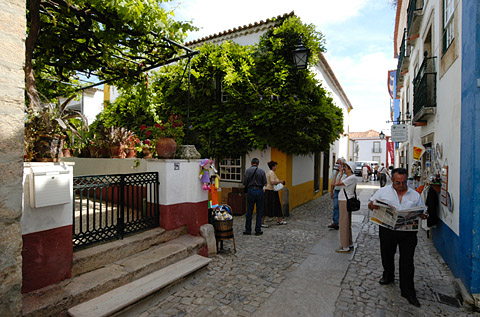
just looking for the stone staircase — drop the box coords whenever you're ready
[22,226,211,317]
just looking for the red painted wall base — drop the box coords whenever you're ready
[22,225,73,293]
[159,200,208,236]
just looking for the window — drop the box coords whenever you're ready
[219,157,242,182]
[221,81,228,103]
[443,0,454,52]
[372,156,381,163]
[373,142,381,153]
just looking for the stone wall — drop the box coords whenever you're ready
[0,0,25,315]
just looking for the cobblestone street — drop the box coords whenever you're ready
[136,181,477,317]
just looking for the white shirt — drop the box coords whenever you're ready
[369,185,425,210]
[338,174,357,201]
[379,166,388,175]
[331,169,342,190]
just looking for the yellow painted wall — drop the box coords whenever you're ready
[270,149,325,211]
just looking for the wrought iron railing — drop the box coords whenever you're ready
[407,0,423,34]
[72,172,159,250]
[396,28,408,86]
[413,54,437,117]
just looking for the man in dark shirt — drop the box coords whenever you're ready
[243,158,267,235]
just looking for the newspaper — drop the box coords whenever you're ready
[370,199,426,231]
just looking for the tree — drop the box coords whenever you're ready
[26,0,195,105]
[99,15,344,158]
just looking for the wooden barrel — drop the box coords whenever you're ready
[213,219,234,240]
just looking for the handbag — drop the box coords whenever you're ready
[343,188,360,212]
[273,183,284,191]
[243,167,258,193]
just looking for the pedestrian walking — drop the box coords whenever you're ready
[334,161,357,253]
[243,158,267,236]
[362,164,369,182]
[367,167,427,307]
[378,163,390,187]
[329,158,346,230]
[373,163,379,181]
[262,161,287,227]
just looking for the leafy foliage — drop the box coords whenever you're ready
[26,0,196,104]
[93,16,344,158]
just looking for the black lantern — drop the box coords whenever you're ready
[379,131,385,140]
[406,109,412,120]
[292,40,310,69]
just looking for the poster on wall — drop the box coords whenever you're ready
[440,166,448,207]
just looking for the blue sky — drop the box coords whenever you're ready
[167,0,397,134]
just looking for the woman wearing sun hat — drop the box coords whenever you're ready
[333,161,358,253]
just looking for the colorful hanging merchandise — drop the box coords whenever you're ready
[209,175,219,208]
[214,204,233,221]
[199,158,216,190]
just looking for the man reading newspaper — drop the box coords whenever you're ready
[368,168,427,307]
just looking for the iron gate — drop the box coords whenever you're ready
[72,172,159,250]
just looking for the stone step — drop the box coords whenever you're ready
[22,232,206,317]
[68,254,212,317]
[72,226,186,277]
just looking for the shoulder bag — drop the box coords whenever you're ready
[343,187,360,212]
[243,167,258,193]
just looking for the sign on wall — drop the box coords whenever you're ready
[391,124,408,142]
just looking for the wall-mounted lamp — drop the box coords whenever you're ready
[406,109,412,120]
[379,131,385,140]
[292,40,310,69]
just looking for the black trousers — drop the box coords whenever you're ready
[379,174,387,187]
[379,226,417,296]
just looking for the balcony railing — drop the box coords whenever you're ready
[413,53,437,123]
[396,28,409,87]
[407,0,424,36]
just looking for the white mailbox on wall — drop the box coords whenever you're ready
[29,165,72,208]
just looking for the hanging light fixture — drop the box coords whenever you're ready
[379,131,385,140]
[292,39,310,69]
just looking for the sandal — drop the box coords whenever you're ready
[261,224,269,228]
[277,221,287,225]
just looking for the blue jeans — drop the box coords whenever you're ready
[245,188,264,233]
[333,189,340,225]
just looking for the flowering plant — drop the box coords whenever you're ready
[125,133,141,148]
[136,139,155,152]
[140,114,185,144]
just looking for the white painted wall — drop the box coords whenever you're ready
[395,0,462,235]
[292,154,314,186]
[245,147,271,175]
[62,158,208,206]
[352,138,387,165]
[22,163,74,235]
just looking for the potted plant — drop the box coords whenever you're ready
[105,127,133,158]
[125,133,140,158]
[141,114,185,159]
[25,95,88,161]
[136,139,156,159]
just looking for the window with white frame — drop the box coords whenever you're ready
[221,81,228,103]
[219,157,242,182]
[373,141,381,153]
[443,0,455,52]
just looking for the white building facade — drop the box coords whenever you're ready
[394,0,480,301]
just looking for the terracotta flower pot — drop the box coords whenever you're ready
[62,148,72,158]
[34,136,64,162]
[110,145,125,158]
[155,138,177,159]
[126,147,137,158]
[88,145,99,158]
[143,148,153,159]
